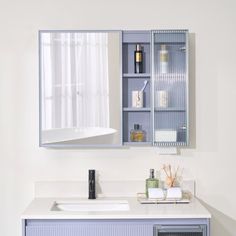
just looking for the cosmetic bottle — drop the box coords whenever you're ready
[146,169,159,198]
[177,124,187,142]
[159,44,168,74]
[88,169,96,199]
[134,44,143,73]
[130,124,146,142]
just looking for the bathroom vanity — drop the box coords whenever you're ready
[22,198,210,236]
[39,30,189,148]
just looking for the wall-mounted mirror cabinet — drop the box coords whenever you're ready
[39,30,189,148]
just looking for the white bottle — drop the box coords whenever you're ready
[159,44,168,74]
[156,90,168,108]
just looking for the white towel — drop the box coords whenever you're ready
[148,188,165,199]
[166,187,182,199]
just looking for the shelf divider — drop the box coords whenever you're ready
[123,107,151,112]
[123,73,150,78]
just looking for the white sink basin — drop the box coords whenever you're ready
[53,200,130,212]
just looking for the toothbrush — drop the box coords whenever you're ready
[140,80,148,92]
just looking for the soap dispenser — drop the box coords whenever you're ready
[145,169,159,198]
[88,169,96,199]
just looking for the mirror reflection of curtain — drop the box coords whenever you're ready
[41,32,109,130]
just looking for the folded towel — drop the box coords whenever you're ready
[166,187,182,199]
[148,188,165,199]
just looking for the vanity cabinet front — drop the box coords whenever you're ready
[25,220,153,236]
[24,219,209,236]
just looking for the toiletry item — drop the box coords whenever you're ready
[155,130,177,142]
[159,44,168,74]
[148,188,165,199]
[132,80,149,108]
[88,169,96,199]
[132,91,143,108]
[140,80,148,93]
[134,44,143,73]
[162,164,180,188]
[130,124,146,142]
[177,125,187,142]
[166,187,182,200]
[156,90,168,108]
[145,169,159,198]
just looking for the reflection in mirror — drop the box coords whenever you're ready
[40,31,121,146]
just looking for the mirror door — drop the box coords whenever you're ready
[39,31,122,147]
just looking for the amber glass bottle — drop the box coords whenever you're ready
[130,124,146,142]
[134,44,143,73]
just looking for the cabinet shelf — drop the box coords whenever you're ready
[123,107,151,112]
[154,141,187,147]
[124,142,152,146]
[155,73,186,80]
[155,42,186,45]
[155,107,185,112]
[123,73,150,78]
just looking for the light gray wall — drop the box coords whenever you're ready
[0,0,236,235]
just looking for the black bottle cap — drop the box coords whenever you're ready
[134,124,140,130]
[89,169,95,178]
[150,169,155,178]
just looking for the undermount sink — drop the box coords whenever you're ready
[52,200,130,212]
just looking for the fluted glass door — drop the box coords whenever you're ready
[152,30,189,146]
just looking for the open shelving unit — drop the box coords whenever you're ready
[122,31,152,145]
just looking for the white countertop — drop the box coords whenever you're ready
[21,197,211,220]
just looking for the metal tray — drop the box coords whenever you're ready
[137,191,191,204]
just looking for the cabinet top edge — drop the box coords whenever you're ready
[38,30,189,34]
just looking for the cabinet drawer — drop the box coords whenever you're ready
[26,221,153,236]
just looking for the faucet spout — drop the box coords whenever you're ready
[88,169,96,199]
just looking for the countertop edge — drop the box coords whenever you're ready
[21,197,211,220]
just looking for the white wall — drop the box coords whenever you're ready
[0,0,236,235]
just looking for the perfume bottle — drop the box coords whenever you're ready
[130,124,146,142]
[159,44,168,74]
[146,169,159,198]
[134,44,143,73]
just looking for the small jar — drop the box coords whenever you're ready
[177,125,187,142]
[130,124,146,142]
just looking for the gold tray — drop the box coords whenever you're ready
[137,191,191,204]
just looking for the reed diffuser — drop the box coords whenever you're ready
[162,164,179,188]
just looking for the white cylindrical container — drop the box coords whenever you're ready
[132,91,143,108]
[159,44,168,74]
[156,90,168,108]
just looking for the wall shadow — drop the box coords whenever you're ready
[189,33,196,149]
[199,199,236,236]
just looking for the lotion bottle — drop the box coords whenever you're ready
[145,169,159,198]
[159,44,168,74]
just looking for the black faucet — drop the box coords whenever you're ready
[88,169,96,199]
